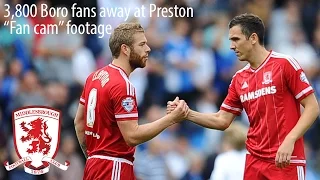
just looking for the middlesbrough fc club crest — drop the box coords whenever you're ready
[262,71,273,85]
[4,106,70,175]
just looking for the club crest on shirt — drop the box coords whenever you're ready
[262,71,272,85]
[122,97,135,112]
[300,72,309,84]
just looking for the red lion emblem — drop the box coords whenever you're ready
[20,118,52,155]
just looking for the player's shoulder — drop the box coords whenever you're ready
[269,51,301,69]
[107,64,131,86]
[93,64,127,82]
[269,51,293,62]
[232,63,251,79]
[107,64,135,96]
[84,65,127,88]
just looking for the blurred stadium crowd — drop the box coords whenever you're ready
[1,0,320,179]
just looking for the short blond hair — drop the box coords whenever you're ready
[223,121,248,151]
[109,23,145,58]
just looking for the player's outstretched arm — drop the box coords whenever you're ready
[187,109,236,130]
[74,104,88,159]
[117,100,189,147]
[167,99,236,130]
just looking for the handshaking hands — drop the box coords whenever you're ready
[166,97,189,123]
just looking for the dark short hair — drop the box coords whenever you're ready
[229,13,265,45]
[109,23,145,58]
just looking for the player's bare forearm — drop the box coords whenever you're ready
[74,104,88,159]
[136,115,177,143]
[285,94,320,142]
[75,126,88,159]
[187,110,236,130]
[79,139,88,159]
[118,114,176,147]
[118,100,188,146]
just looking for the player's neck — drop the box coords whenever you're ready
[248,46,270,69]
[111,58,133,77]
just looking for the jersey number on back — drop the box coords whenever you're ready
[87,88,97,128]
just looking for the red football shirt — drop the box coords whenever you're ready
[80,64,138,162]
[221,51,314,164]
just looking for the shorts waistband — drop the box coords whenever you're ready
[88,155,133,166]
[245,151,306,164]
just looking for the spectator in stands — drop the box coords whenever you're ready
[134,137,171,180]
[47,134,84,180]
[35,8,82,85]
[210,121,248,180]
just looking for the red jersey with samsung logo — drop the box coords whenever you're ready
[79,64,138,162]
[221,51,314,164]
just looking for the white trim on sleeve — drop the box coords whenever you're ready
[115,113,138,119]
[80,98,85,103]
[295,86,313,99]
[221,103,242,113]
